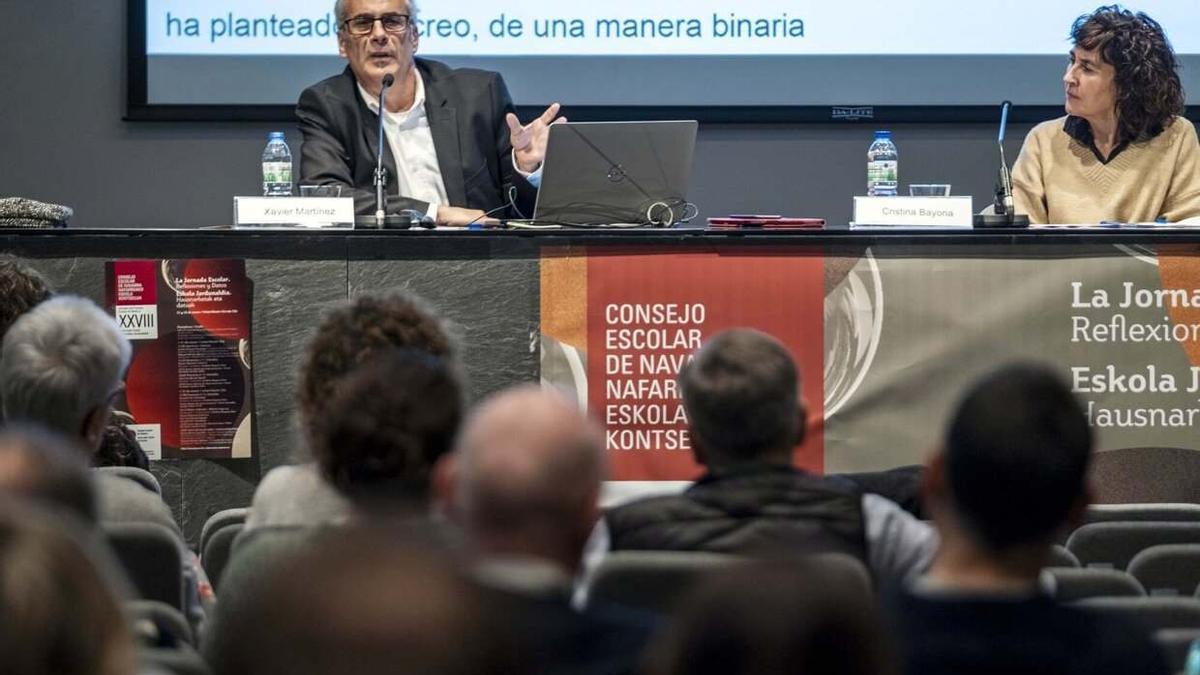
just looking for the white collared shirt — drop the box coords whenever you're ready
[358,71,448,220]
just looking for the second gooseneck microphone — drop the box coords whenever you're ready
[373,73,395,229]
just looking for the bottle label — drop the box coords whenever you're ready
[868,160,898,196]
[263,161,292,184]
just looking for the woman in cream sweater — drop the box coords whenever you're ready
[1011,6,1200,225]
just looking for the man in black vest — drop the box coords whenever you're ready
[599,329,934,583]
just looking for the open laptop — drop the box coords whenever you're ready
[531,121,698,226]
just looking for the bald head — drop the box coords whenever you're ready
[451,386,605,569]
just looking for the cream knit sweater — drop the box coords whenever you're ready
[1011,115,1200,224]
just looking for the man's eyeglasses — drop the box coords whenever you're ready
[343,13,411,36]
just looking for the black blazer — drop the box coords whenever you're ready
[296,58,536,218]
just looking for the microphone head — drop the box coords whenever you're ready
[382,73,395,88]
[997,100,1012,144]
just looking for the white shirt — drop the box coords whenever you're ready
[358,71,448,220]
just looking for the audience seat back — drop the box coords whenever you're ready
[126,599,194,647]
[1040,567,1145,602]
[1066,522,1200,570]
[198,508,249,555]
[1128,544,1200,597]
[104,522,186,611]
[97,466,162,496]
[138,644,212,675]
[201,523,244,595]
[587,550,740,614]
[1047,544,1080,568]
[1075,596,1200,632]
[201,526,315,659]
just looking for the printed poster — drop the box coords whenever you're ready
[105,259,255,460]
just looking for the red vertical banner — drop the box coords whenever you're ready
[580,248,825,481]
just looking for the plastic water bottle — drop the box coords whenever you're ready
[261,132,293,197]
[867,131,898,196]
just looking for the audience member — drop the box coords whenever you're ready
[206,526,517,675]
[312,348,463,516]
[600,329,935,581]
[888,363,1168,675]
[0,502,136,675]
[0,253,53,339]
[646,560,896,675]
[0,426,97,525]
[0,256,152,474]
[95,413,151,471]
[442,385,655,675]
[0,295,179,535]
[244,291,456,531]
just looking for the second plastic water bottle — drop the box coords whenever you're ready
[261,132,293,197]
[867,131,898,196]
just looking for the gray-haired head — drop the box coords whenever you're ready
[334,0,420,33]
[0,296,131,448]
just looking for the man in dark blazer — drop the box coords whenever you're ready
[297,0,563,226]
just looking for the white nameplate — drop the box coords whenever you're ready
[233,197,355,229]
[852,196,974,228]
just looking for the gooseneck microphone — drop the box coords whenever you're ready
[996,100,1015,217]
[973,100,1030,229]
[374,73,395,229]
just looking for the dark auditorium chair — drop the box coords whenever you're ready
[1128,544,1200,597]
[1047,544,1081,568]
[127,599,194,647]
[202,526,315,658]
[587,550,741,613]
[104,522,186,611]
[198,507,248,556]
[1153,628,1200,674]
[1040,567,1145,602]
[97,465,163,495]
[1058,503,1200,544]
[1086,503,1200,525]
[138,644,212,675]
[811,552,875,599]
[211,526,313,608]
[1066,522,1200,571]
[1074,597,1200,632]
[201,522,243,595]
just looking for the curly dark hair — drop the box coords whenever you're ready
[1071,5,1184,143]
[311,349,463,505]
[298,292,454,445]
[0,254,53,340]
